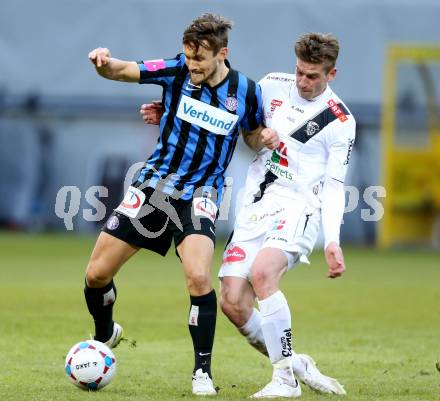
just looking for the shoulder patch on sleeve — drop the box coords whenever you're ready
[327,99,348,122]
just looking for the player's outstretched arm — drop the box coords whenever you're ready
[325,241,346,279]
[88,47,140,82]
[243,126,279,151]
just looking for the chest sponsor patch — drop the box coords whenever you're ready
[115,186,146,218]
[177,95,239,135]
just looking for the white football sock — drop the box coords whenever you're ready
[258,291,293,364]
[240,293,305,378]
[238,308,268,356]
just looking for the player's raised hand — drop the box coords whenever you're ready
[88,47,112,68]
[325,242,346,279]
[261,128,280,150]
[140,101,164,125]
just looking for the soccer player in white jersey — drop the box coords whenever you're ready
[141,32,354,398]
[218,33,354,398]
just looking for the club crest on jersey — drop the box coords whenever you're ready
[224,96,238,112]
[306,121,320,136]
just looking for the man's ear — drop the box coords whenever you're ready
[218,47,228,61]
[327,67,337,82]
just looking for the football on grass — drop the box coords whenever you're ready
[65,340,116,390]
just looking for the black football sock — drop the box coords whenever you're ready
[188,289,217,378]
[84,279,117,342]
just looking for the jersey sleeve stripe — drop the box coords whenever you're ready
[289,102,351,144]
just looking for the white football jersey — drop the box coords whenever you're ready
[239,72,356,208]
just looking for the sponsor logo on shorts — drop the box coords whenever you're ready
[121,194,141,209]
[265,236,288,243]
[193,197,217,222]
[106,216,119,230]
[223,245,246,263]
[272,219,286,231]
[249,208,285,223]
[224,96,238,112]
[115,186,146,219]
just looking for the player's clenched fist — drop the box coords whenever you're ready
[260,128,279,150]
[88,47,111,68]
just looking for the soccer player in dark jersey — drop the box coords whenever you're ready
[86,13,278,395]
[141,33,351,398]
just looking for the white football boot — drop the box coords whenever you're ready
[103,322,124,349]
[192,368,217,395]
[294,354,346,395]
[250,376,301,399]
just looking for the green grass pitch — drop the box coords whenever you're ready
[0,232,439,400]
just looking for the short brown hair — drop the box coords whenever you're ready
[294,33,340,72]
[183,13,233,55]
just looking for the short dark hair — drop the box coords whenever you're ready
[294,33,340,72]
[183,13,233,55]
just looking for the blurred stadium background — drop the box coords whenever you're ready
[1,0,439,247]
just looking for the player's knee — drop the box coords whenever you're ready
[251,266,269,292]
[186,269,211,293]
[85,261,112,288]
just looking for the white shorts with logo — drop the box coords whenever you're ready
[218,193,320,281]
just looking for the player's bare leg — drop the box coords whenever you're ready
[178,234,217,395]
[220,277,268,355]
[84,232,139,347]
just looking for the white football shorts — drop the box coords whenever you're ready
[218,194,320,281]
